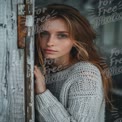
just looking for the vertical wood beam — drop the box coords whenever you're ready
[24,0,35,122]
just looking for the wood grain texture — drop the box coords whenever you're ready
[0,0,34,122]
[0,1,8,122]
[24,0,35,121]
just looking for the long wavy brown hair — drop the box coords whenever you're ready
[35,4,112,106]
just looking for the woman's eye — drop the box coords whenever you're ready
[40,32,49,38]
[57,34,68,39]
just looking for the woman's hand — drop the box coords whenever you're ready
[34,66,46,94]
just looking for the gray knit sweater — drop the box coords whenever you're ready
[35,61,105,122]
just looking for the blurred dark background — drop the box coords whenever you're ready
[35,0,122,121]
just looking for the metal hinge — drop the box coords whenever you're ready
[17,3,33,48]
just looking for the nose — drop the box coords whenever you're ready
[47,35,55,47]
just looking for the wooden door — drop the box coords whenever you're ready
[0,0,35,122]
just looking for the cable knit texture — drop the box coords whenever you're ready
[35,61,105,122]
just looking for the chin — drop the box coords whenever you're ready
[44,55,57,59]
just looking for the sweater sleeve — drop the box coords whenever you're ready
[35,63,105,122]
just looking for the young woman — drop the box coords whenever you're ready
[34,4,112,122]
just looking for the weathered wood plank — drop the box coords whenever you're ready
[0,0,26,122]
[0,0,8,122]
[0,0,35,121]
[6,0,25,121]
[24,0,35,122]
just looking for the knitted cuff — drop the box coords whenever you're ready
[35,89,58,110]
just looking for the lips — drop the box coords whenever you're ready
[44,49,57,54]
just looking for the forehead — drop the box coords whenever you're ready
[41,18,68,32]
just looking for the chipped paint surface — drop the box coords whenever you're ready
[0,0,35,122]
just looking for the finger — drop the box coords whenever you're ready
[34,70,38,78]
[34,67,41,76]
[34,66,39,73]
[34,65,38,69]
[34,66,43,76]
[34,66,38,71]
[34,70,37,75]
[34,66,40,71]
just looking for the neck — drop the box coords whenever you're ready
[44,57,77,74]
[54,55,72,67]
[44,55,77,72]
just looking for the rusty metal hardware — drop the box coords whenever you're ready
[17,3,33,48]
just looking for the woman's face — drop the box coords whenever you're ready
[39,18,74,63]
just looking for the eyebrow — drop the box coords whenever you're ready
[41,30,69,33]
[57,31,69,33]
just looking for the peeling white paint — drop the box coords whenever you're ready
[0,0,35,121]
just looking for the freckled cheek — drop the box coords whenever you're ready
[40,41,46,49]
[59,43,73,52]
[65,41,73,48]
